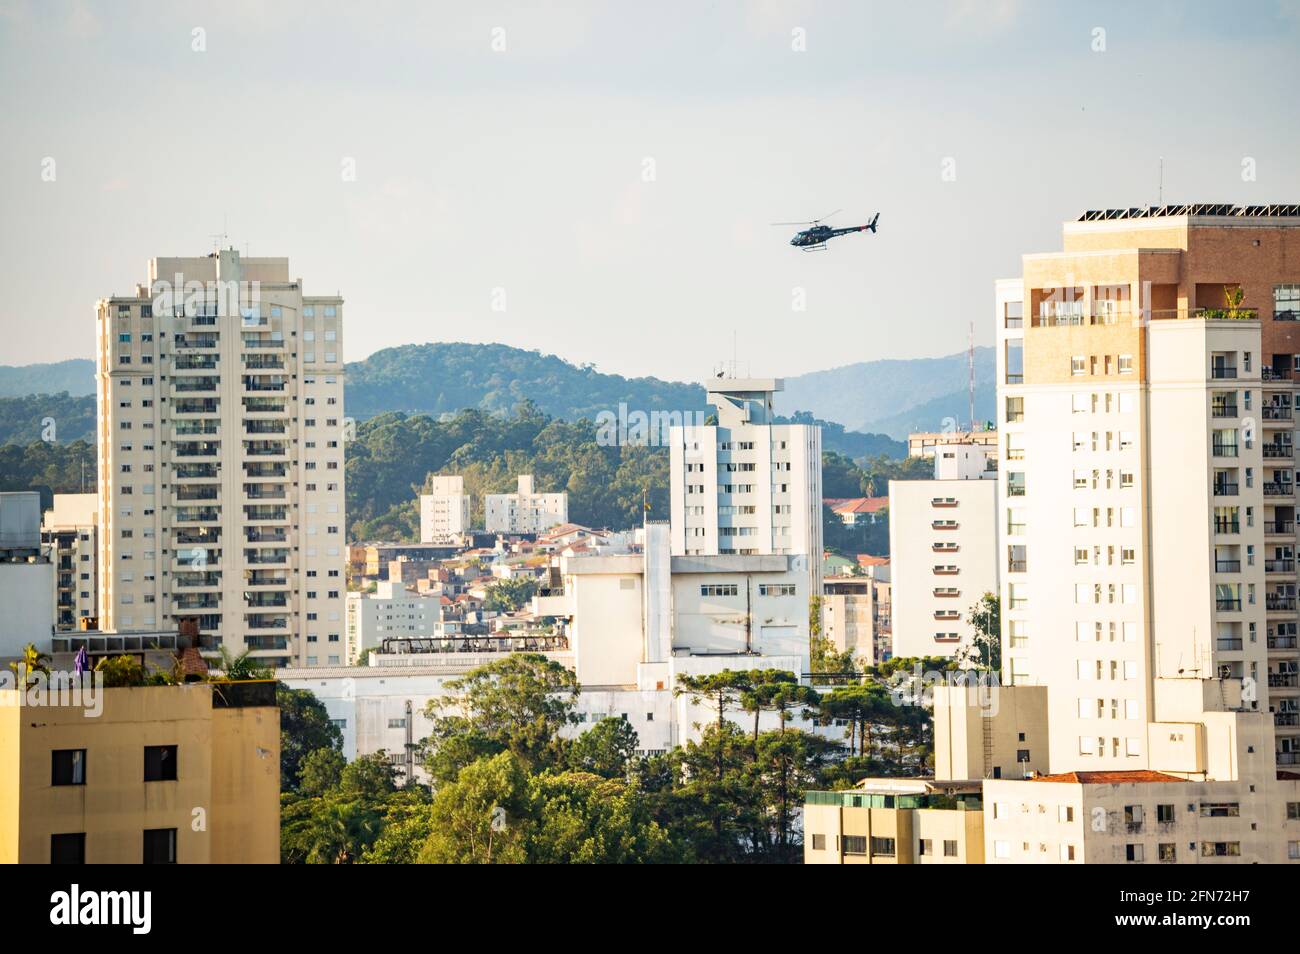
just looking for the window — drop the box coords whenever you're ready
[1199,802,1240,818]
[1006,396,1024,422]
[1157,804,1175,823]
[1118,354,1134,374]
[50,833,86,864]
[918,838,931,856]
[943,839,958,858]
[870,836,896,857]
[1125,843,1144,862]
[52,749,86,786]
[143,828,177,864]
[759,584,797,596]
[1071,355,1086,375]
[811,834,826,851]
[842,835,867,855]
[144,745,177,781]
[700,584,739,597]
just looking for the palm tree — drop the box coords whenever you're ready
[214,646,273,681]
[9,643,50,687]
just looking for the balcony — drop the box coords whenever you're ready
[245,593,288,608]
[173,420,220,436]
[1264,366,1293,382]
[1007,559,1027,573]
[245,635,290,651]
[243,486,286,501]
[1267,596,1297,612]
[244,355,285,370]
[243,398,287,414]
[1275,713,1300,727]
[172,399,219,416]
[1211,403,1239,418]
[174,572,221,589]
[244,440,289,458]
[1277,752,1300,764]
[174,334,219,350]
[1264,445,1295,459]
[1265,520,1295,535]
[174,463,220,479]
[245,528,287,543]
[173,377,219,393]
[241,335,284,350]
[245,420,287,435]
[245,570,288,587]
[1214,520,1240,535]
[1212,443,1238,458]
[1268,636,1298,650]
[243,376,286,392]
[174,486,219,501]
[246,615,289,631]
[174,506,221,523]
[243,505,288,522]
[1216,638,1244,651]
[1215,560,1241,572]
[1266,559,1295,573]
[174,594,219,610]
[173,354,218,370]
[1213,482,1239,496]
[245,548,290,565]
[1216,598,1242,611]
[244,462,288,479]
[1264,405,1294,421]
[1265,482,1295,497]
[1210,366,1238,380]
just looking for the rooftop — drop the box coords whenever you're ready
[1029,770,1187,785]
[1077,203,1300,221]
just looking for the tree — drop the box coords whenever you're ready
[298,748,345,797]
[277,685,344,791]
[568,716,639,779]
[8,643,49,687]
[215,646,273,681]
[425,654,579,773]
[751,729,840,861]
[418,751,530,864]
[961,592,1001,673]
[525,771,679,864]
[816,683,895,758]
[482,577,538,613]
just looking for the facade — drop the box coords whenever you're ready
[984,771,1300,864]
[804,779,985,865]
[42,493,99,633]
[888,447,999,659]
[996,205,1300,774]
[669,378,823,596]
[484,475,568,534]
[419,475,472,543]
[95,250,345,667]
[822,575,890,664]
[0,682,279,864]
[0,491,53,658]
[908,429,999,466]
[344,581,441,664]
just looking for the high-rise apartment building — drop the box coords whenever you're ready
[419,475,472,543]
[889,445,998,659]
[41,493,98,632]
[996,204,1300,775]
[484,475,568,534]
[95,250,345,668]
[669,378,823,595]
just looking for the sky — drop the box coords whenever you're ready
[2,0,1299,381]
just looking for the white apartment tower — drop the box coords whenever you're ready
[888,445,998,660]
[95,249,346,667]
[669,378,823,596]
[997,205,1300,777]
[484,475,568,534]
[420,475,472,543]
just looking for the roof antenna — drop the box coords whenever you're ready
[1157,157,1164,207]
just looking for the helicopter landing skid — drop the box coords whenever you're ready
[802,244,828,253]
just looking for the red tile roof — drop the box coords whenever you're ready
[856,554,890,567]
[826,496,888,515]
[1030,771,1186,785]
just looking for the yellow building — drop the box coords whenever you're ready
[0,681,279,864]
[804,778,984,864]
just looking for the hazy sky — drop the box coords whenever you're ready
[2,0,1299,381]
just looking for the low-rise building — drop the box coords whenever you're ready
[0,681,279,864]
[344,581,442,664]
[41,493,98,633]
[804,778,985,864]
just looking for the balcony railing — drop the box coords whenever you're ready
[1278,752,1300,764]
[1216,638,1243,651]
[1265,520,1295,534]
[1008,560,1028,573]
[1211,404,1239,418]
[1211,366,1238,379]
[1265,482,1295,497]
[1275,713,1300,727]
[1268,636,1299,650]
[1212,443,1238,458]
[1216,598,1242,611]
[1267,597,1298,612]
[1266,559,1295,573]
[1215,560,1241,572]
[1264,405,1294,421]
[1213,482,1239,496]
[1214,520,1241,534]
[1264,445,1295,459]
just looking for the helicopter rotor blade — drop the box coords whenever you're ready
[816,208,842,223]
[771,221,814,226]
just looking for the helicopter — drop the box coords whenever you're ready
[773,209,880,251]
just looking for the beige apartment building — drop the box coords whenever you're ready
[95,250,346,667]
[41,493,99,632]
[997,204,1300,774]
